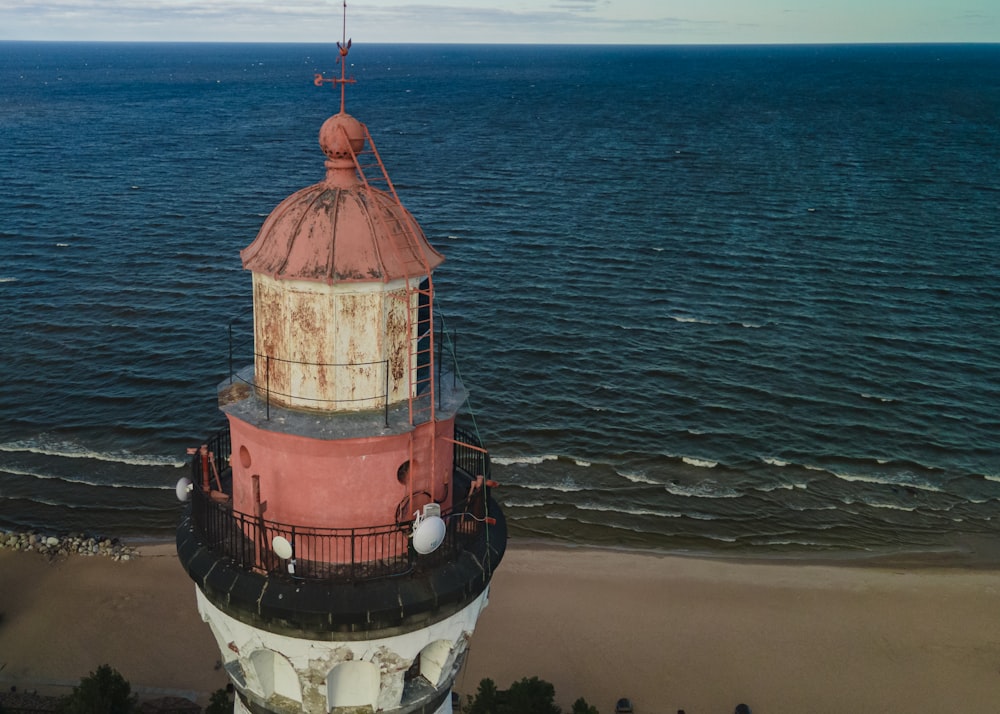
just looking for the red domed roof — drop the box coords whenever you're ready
[241,112,444,283]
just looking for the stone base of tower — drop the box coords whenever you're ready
[196,586,487,714]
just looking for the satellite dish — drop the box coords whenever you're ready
[271,535,294,560]
[412,504,446,555]
[175,477,193,502]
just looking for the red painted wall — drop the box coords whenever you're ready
[227,415,456,530]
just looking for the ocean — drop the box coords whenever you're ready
[1,41,998,560]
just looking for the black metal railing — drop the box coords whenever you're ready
[189,489,490,582]
[186,426,494,583]
[453,426,491,481]
[189,427,231,490]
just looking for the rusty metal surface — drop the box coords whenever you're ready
[240,175,443,284]
[250,275,414,411]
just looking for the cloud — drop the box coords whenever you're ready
[0,0,714,43]
[351,3,718,42]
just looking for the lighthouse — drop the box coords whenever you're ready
[176,35,506,714]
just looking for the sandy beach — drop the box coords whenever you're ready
[2,542,999,713]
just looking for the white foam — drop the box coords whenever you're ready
[500,499,552,509]
[491,454,558,466]
[756,483,795,492]
[0,439,186,468]
[0,277,17,283]
[860,393,894,402]
[788,503,837,512]
[669,315,713,324]
[831,470,943,493]
[761,457,790,467]
[681,456,718,469]
[0,465,172,490]
[492,452,591,468]
[576,502,683,518]
[665,481,740,499]
[513,480,585,493]
[619,471,662,486]
[844,497,917,512]
[685,511,721,520]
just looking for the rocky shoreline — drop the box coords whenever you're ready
[0,530,139,561]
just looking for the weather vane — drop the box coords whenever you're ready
[313,0,355,114]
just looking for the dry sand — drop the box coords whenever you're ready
[2,542,1000,713]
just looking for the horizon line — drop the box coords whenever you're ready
[2,39,999,47]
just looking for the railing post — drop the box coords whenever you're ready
[436,324,442,412]
[384,359,390,428]
[350,529,357,580]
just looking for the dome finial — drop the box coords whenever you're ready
[313,0,355,114]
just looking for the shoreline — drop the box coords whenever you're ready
[3,538,1000,712]
[7,527,1000,571]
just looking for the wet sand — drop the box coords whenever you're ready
[2,542,999,713]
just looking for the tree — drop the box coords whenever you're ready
[571,698,599,714]
[502,676,561,714]
[467,678,499,714]
[204,688,233,714]
[61,664,137,714]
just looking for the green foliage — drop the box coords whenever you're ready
[61,664,137,714]
[467,678,499,714]
[203,689,232,714]
[571,697,600,714]
[504,677,561,714]
[465,676,562,714]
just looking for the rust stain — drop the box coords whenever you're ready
[218,381,252,407]
[385,291,407,388]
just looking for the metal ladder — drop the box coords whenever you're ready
[348,124,437,429]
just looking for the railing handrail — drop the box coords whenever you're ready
[225,312,462,418]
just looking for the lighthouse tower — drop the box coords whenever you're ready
[176,36,506,714]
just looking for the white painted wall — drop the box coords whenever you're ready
[327,661,379,710]
[196,585,491,713]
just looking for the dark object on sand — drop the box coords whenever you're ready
[735,705,752,714]
[615,698,634,713]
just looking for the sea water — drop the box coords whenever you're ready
[1,42,998,557]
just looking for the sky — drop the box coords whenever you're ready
[0,0,998,45]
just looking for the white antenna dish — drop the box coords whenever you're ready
[412,504,446,555]
[175,477,193,502]
[272,535,294,560]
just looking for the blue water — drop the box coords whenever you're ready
[1,42,999,558]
